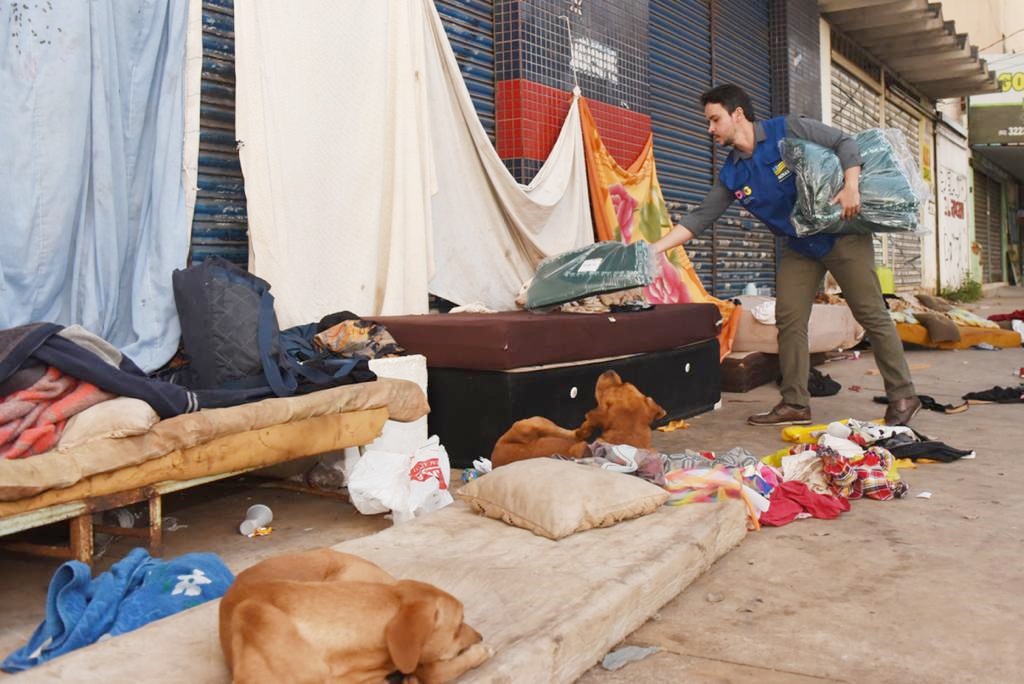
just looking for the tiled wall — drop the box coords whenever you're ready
[495,0,650,182]
[769,0,821,118]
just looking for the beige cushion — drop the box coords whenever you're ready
[456,458,669,540]
[57,397,160,450]
[733,295,865,354]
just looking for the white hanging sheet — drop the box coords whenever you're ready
[234,0,592,325]
[422,0,594,309]
[234,1,435,328]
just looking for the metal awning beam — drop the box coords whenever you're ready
[846,17,948,42]
[897,60,989,80]
[821,0,999,100]
[872,38,969,62]
[828,2,938,33]
[820,0,913,11]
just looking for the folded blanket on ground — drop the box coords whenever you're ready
[2,547,232,673]
[0,367,113,459]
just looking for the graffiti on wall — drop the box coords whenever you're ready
[938,165,969,287]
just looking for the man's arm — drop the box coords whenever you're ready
[652,179,733,253]
[786,116,862,220]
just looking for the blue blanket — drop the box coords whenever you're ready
[3,548,233,673]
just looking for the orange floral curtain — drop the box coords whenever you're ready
[579,97,739,360]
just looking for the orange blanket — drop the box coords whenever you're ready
[0,367,113,459]
[579,98,738,359]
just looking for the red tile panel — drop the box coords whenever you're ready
[496,78,651,167]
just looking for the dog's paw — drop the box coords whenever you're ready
[463,642,494,666]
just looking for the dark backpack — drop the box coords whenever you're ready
[172,258,368,396]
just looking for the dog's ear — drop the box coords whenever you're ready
[386,599,436,674]
[647,396,667,421]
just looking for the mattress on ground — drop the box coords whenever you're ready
[371,304,721,370]
[0,378,428,503]
[24,500,747,683]
[896,323,1022,349]
[732,295,864,354]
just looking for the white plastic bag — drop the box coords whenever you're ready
[347,436,453,523]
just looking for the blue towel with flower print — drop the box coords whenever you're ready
[2,547,233,673]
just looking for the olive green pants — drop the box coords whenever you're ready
[776,234,916,408]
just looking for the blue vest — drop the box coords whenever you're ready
[717,116,837,259]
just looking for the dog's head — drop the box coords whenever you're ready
[386,580,483,675]
[594,370,666,425]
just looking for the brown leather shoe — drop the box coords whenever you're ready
[884,396,921,425]
[747,401,812,426]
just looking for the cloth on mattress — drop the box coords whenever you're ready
[23,499,747,683]
[896,322,1021,349]
[372,304,721,370]
[0,378,428,502]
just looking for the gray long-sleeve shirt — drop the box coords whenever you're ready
[680,116,862,237]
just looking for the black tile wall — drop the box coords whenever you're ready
[495,0,649,115]
[769,0,821,118]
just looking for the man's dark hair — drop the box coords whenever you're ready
[700,84,756,121]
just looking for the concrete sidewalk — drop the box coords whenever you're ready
[581,286,1024,683]
[1,289,1021,682]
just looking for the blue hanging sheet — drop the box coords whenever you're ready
[0,0,191,371]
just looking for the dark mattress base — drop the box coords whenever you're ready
[428,340,721,468]
[372,304,721,371]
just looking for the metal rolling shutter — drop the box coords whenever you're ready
[973,169,1004,283]
[190,0,248,265]
[650,0,775,296]
[831,66,881,133]
[649,0,715,289]
[883,99,923,290]
[435,0,495,143]
[711,0,775,298]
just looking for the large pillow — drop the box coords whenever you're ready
[456,458,669,540]
[733,295,864,354]
[58,397,160,450]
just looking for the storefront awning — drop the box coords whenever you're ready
[972,145,1024,183]
[819,0,1000,100]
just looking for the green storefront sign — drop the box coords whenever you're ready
[970,54,1024,145]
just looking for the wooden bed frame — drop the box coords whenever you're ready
[0,407,388,565]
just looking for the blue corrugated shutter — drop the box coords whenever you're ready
[649,0,715,289]
[650,0,775,297]
[711,0,776,298]
[435,0,495,143]
[190,0,248,265]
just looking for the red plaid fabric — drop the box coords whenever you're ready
[820,445,907,500]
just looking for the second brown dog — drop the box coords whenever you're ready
[491,370,666,467]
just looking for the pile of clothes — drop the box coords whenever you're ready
[557,417,973,530]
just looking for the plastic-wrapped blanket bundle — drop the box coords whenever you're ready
[523,241,656,310]
[781,128,930,237]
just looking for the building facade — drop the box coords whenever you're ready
[188,0,1006,294]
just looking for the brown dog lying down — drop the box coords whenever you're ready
[219,549,492,684]
[491,370,666,467]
